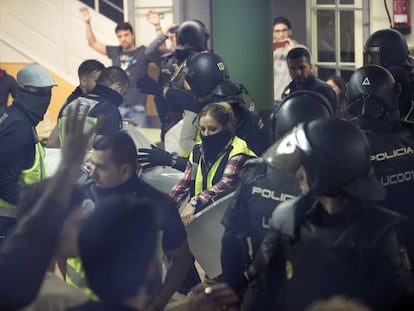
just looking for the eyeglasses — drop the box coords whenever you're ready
[273,28,289,34]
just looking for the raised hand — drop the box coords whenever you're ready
[61,101,95,170]
[147,10,161,26]
[79,6,91,23]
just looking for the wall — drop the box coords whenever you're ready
[212,0,274,114]
[179,0,212,49]
[371,0,414,50]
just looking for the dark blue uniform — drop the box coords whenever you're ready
[241,196,413,311]
[282,74,337,114]
[221,160,300,292]
[84,174,187,251]
[364,125,414,275]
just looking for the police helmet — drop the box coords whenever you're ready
[176,20,209,53]
[263,118,385,201]
[345,65,400,121]
[271,90,334,142]
[185,51,229,98]
[364,29,409,67]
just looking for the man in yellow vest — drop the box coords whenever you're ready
[0,64,56,247]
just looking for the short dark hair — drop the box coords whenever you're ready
[115,22,134,33]
[273,16,292,29]
[16,179,86,221]
[93,131,137,170]
[287,47,311,63]
[96,66,129,90]
[79,195,158,301]
[77,59,105,79]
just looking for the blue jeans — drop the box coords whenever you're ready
[118,105,148,128]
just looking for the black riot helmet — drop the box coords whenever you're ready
[271,90,334,142]
[364,29,410,68]
[345,65,401,125]
[263,118,385,201]
[184,51,230,98]
[175,20,209,61]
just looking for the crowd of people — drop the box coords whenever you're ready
[0,7,414,311]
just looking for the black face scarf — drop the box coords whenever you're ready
[200,129,233,161]
[14,88,51,126]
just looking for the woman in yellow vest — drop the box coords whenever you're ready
[170,102,256,225]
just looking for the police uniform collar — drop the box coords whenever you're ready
[90,84,123,107]
[95,174,140,198]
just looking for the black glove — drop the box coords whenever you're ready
[137,144,173,169]
[165,88,204,113]
[136,76,163,96]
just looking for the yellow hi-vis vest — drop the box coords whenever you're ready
[0,140,45,216]
[189,136,256,196]
[58,97,99,147]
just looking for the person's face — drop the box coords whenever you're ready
[288,56,312,86]
[326,79,341,98]
[55,206,86,258]
[296,165,310,194]
[80,70,102,94]
[273,23,291,43]
[199,114,224,136]
[89,149,130,188]
[116,29,135,51]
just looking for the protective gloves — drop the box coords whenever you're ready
[136,76,163,96]
[138,144,188,171]
[137,144,175,169]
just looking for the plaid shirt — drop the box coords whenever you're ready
[170,146,251,209]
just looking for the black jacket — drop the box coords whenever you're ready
[221,160,300,293]
[242,196,414,311]
[59,85,123,136]
[282,74,337,113]
[364,124,414,281]
[83,174,187,251]
[0,105,37,205]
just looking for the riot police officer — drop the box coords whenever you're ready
[242,118,413,311]
[346,64,414,277]
[220,90,333,294]
[364,28,414,122]
[139,20,210,143]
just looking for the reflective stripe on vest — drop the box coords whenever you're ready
[19,141,46,186]
[0,140,45,217]
[58,97,99,146]
[0,201,16,218]
[190,136,256,195]
[66,257,97,299]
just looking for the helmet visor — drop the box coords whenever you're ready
[363,47,382,66]
[262,124,309,173]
